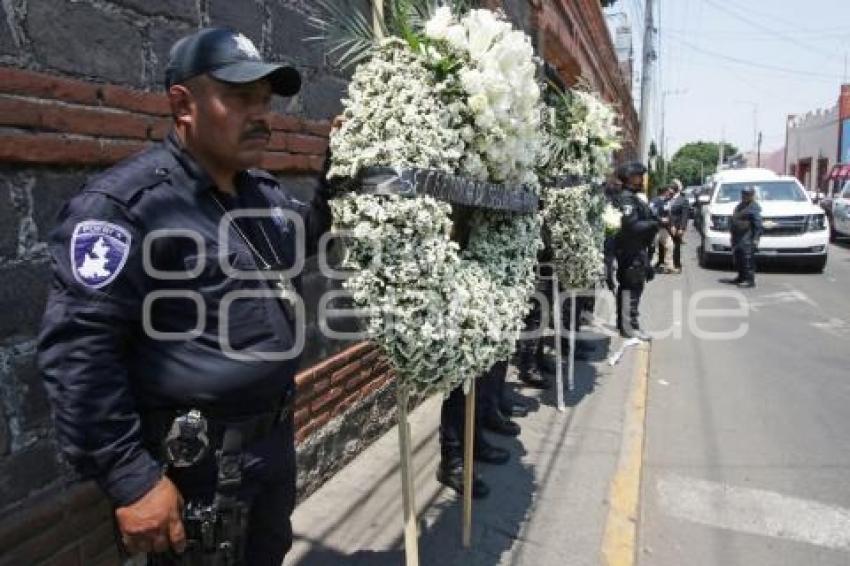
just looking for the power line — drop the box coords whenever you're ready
[700,0,838,61]
[666,33,843,82]
[662,27,850,41]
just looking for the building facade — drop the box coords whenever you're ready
[0,2,635,564]
[785,84,850,195]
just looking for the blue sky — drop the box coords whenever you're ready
[614,0,850,157]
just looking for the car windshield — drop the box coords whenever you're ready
[715,181,807,203]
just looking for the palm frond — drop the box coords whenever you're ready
[307,0,382,70]
[308,0,475,70]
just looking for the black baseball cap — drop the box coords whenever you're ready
[741,186,756,195]
[165,27,301,96]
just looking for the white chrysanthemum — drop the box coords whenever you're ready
[332,194,542,394]
[328,39,466,179]
[425,9,546,187]
[542,186,606,290]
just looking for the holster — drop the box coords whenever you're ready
[140,391,295,565]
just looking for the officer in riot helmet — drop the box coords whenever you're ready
[609,161,659,340]
[723,185,763,288]
[38,27,332,565]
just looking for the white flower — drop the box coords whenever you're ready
[424,7,453,40]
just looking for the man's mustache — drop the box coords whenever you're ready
[241,124,271,140]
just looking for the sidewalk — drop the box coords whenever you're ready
[285,331,645,566]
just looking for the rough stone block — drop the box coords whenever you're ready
[0,3,17,56]
[148,22,194,90]
[0,404,8,457]
[300,74,347,119]
[30,171,86,242]
[0,442,60,509]
[209,0,264,48]
[9,352,52,431]
[0,262,51,341]
[269,4,324,69]
[108,0,198,22]
[26,0,144,86]
[0,181,17,260]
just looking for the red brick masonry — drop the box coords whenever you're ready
[0,67,330,172]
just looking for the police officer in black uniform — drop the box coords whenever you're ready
[610,162,659,341]
[723,186,763,288]
[38,28,331,565]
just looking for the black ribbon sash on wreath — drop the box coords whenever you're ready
[351,166,540,214]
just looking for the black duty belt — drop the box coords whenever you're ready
[141,390,296,468]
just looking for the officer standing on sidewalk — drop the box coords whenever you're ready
[38,27,331,565]
[668,179,690,274]
[610,162,659,340]
[723,186,763,288]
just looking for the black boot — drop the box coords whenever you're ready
[481,409,521,437]
[436,458,490,498]
[517,340,550,389]
[474,435,511,464]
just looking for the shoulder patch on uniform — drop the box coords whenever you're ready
[622,204,634,216]
[70,221,132,289]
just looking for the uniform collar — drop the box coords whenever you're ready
[165,130,251,196]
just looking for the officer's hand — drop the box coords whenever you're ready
[115,476,186,556]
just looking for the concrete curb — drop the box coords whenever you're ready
[600,342,652,566]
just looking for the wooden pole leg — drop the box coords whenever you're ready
[463,380,476,548]
[397,385,420,566]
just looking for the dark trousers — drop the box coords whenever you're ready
[478,361,509,419]
[440,362,508,463]
[672,232,684,269]
[616,284,645,333]
[147,419,296,566]
[733,243,755,283]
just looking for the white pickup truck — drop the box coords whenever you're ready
[697,168,830,272]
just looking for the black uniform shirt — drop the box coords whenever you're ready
[730,200,763,245]
[614,190,659,256]
[38,131,327,506]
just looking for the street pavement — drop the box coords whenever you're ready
[285,321,645,565]
[638,232,850,565]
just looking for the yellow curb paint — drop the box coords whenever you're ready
[601,345,651,566]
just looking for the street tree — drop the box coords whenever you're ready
[669,141,738,186]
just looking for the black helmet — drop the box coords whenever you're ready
[615,161,648,181]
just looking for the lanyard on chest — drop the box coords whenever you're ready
[208,192,298,319]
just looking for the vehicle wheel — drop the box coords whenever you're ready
[698,242,714,269]
[809,256,827,273]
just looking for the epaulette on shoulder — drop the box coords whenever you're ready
[84,146,175,206]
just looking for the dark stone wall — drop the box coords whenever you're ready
[0,0,363,537]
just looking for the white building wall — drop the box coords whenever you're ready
[786,106,839,190]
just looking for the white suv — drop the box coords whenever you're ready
[832,180,850,238]
[698,168,830,272]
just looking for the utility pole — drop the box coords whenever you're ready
[719,127,725,169]
[757,131,763,167]
[637,0,656,165]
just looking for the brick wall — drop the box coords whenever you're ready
[0,1,391,565]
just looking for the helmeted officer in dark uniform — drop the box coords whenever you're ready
[723,186,763,288]
[38,27,331,565]
[610,162,659,341]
